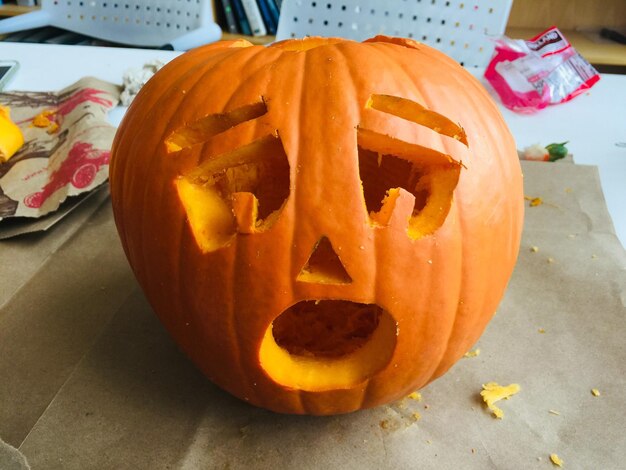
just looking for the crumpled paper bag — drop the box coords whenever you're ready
[0,77,120,221]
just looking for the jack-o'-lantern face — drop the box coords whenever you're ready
[110,36,523,415]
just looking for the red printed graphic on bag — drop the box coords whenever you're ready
[484,27,600,113]
[0,78,119,220]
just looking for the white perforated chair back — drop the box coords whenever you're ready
[276,0,513,67]
[0,0,221,49]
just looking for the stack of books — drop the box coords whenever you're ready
[216,0,281,37]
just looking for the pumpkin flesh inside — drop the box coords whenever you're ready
[259,300,397,391]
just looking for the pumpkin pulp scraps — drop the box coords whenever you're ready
[464,348,480,358]
[550,453,564,467]
[480,382,521,419]
[407,391,422,401]
[0,105,24,163]
[31,109,60,134]
[524,196,543,207]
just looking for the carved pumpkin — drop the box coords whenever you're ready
[109,36,523,415]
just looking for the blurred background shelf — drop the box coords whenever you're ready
[505,0,625,70]
[1,1,624,70]
[221,31,274,45]
[506,27,626,68]
[0,5,40,17]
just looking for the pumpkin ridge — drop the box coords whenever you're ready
[466,76,519,347]
[424,203,464,385]
[340,42,383,410]
[427,85,481,379]
[421,226,442,387]
[191,47,268,165]
[131,47,256,281]
[113,49,221,255]
[173,197,187,338]
[409,230,438,391]
[335,39,378,296]
[287,45,310,295]
[365,41,424,98]
[430,66,522,379]
[231,234,254,404]
[339,41,393,410]
[219,46,280,114]
[218,48,289,395]
[363,42,469,391]
[160,48,270,396]
[464,75,522,346]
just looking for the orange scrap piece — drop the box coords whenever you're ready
[32,110,56,128]
[550,453,564,467]
[480,382,521,419]
[0,105,24,163]
[407,391,422,401]
[464,348,480,358]
[47,121,60,134]
[524,196,543,207]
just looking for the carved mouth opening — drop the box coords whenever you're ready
[259,300,397,391]
[273,300,381,357]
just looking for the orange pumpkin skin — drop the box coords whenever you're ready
[110,36,523,415]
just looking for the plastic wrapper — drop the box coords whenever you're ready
[485,27,600,113]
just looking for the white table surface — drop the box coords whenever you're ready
[2,42,625,248]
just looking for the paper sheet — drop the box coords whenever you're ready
[0,162,624,469]
[0,77,119,224]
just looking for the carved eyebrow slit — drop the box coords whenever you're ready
[357,128,460,167]
[184,133,280,185]
[366,94,468,146]
[165,101,268,153]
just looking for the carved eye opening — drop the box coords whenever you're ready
[171,101,291,253]
[358,94,467,240]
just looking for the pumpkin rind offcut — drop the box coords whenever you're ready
[109,36,524,415]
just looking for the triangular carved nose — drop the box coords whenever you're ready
[297,237,352,285]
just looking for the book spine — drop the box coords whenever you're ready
[266,0,281,25]
[240,0,267,36]
[256,0,276,35]
[220,0,240,34]
[231,0,252,36]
